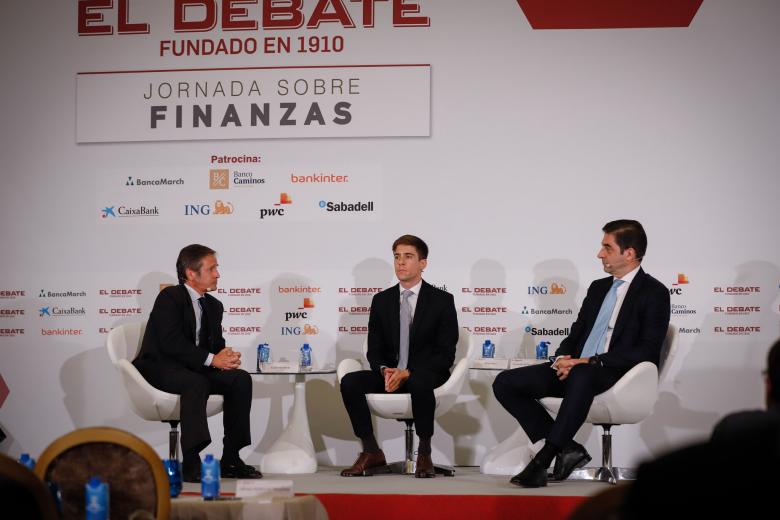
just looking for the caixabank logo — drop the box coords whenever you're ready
[101,205,160,218]
[0,290,25,299]
[39,306,86,317]
[516,0,702,29]
[126,175,184,187]
[216,287,262,297]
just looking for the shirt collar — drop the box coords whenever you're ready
[400,279,423,296]
[616,265,641,285]
[184,283,202,302]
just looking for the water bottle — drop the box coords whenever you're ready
[256,343,270,370]
[536,341,550,360]
[18,453,36,470]
[85,476,109,520]
[201,454,220,500]
[163,458,182,498]
[481,340,495,358]
[299,343,312,371]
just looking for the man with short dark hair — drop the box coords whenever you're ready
[339,235,459,478]
[493,220,670,487]
[133,244,262,482]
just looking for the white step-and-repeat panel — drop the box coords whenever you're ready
[1,0,778,468]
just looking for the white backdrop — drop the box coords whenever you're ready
[1,0,779,470]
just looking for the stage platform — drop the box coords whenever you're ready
[181,466,611,519]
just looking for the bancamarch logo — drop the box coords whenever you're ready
[461,306,507,315]
[0,309,24,318]
[39,290,87,298]
[525,326,570,336]
[0,290,25,299]
[99,308,143,317]
[217,287,262,296]
[102,205,160,218]
[521,306,574,316]
[339,325,369,335]
[227,306,262,316]
[39,306,87,317]
[99,289,142,297]
[281,324,319,335]
[126,176,184,187]
[0,328,25,337]
[222,326,262,335]
[319,200,374,212]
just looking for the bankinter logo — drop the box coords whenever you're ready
[210,169,229,189]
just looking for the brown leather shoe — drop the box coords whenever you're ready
[415,453,435,478]
[340,451,387,476]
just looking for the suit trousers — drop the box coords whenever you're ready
[134,360,253,457]
[340,369,447,439]
[492,362,623,448]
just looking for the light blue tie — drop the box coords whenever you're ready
[397,290,413,370]
[580,279,625,359]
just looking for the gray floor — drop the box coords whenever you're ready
[181,466,612,497]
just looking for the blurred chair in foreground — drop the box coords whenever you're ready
[0,452,59,520]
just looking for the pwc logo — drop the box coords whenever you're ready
[259,193,291,219]
[299,298,315,310]
[516,0,702,29]
[669,273,689,295]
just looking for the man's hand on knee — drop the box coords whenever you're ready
[384,368,410,392]
[212,347,241,370]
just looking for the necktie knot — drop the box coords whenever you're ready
[611,279,625,290]
[402,289,413,301]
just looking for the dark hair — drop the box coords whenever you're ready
[392,235,428,260]
[602,220,647,261]
[768,339,780,405]
[176,244,216,284]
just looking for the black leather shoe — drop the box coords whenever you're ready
[510,458,548,488]
[221,461,263,479]
[550,442,591,481]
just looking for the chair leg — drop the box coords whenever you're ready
[166,420,180,460]
[563,425,636,485]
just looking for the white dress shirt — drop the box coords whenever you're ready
[185,284,214,366]
[602,265,640,353]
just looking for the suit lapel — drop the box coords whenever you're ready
[389,284,401,354]
[611,268,645,341]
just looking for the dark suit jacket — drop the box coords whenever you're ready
[366,280,459,380]
[555,267,670,372]
[133,284,226,372]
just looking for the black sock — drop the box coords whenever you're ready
[182,450,201,472]
[534,442,559,468]
[361,435,381,453]
[417,436,432,456]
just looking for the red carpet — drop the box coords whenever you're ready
[310,493,585,520]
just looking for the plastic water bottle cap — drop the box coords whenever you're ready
[204,454,214,463]
[20,453,30,461]
[88,476,101,486]
[303,343,310,349]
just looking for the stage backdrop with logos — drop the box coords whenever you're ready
[1,0,779,469]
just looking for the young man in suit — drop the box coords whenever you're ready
[133,244,262,482]
[493,220,671,487]
[339,235,459,478]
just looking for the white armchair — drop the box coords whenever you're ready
[106,321,224,459]
[540,325,678,484]
[337,327,475,476]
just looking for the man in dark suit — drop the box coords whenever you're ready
[493,220,670,487]
[133,244,262,482]
[339,235,459,478]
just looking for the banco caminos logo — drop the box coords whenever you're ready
[516,0,703,29]
[210,169,229,189]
